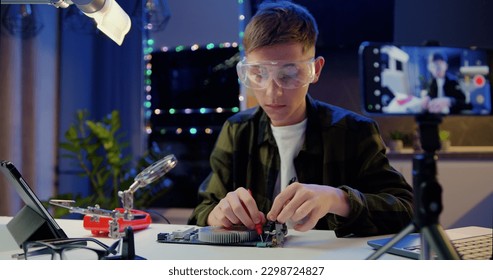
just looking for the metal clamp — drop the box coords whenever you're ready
[50,154,178,238]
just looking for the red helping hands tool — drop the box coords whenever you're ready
[50,155,178,238]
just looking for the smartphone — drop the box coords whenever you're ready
[359,42,493,116]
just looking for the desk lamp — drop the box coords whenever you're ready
[1,0,131,45]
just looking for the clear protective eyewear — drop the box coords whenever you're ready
[236,58,316,89]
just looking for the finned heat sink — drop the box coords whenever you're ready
[198,226,258,244]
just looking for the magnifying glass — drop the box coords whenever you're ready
[134,154,178,186]
[123,154,178,199]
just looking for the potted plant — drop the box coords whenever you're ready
[51,109,172,218]
[439,130,451,151]
[388,130,405,152]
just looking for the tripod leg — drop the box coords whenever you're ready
[422,224,460,260]
[366,223,416,260]
[420,233,432,259]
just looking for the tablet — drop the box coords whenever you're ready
[0,160,67,247]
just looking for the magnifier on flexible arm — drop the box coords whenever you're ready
[118,154,178,220]
[1,0,131,45]
[50,154,178,238]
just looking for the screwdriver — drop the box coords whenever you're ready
[247,189,264,236]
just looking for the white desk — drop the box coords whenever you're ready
[0,216,487,260]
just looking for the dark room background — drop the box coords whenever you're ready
[1,0,492,217]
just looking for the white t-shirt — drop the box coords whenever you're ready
[436,78,445,97]
[270,119,307,197]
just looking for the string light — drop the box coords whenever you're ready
[159,107,240,115]
[237,0,247,110]
[153,126,219,136]
[143,1,246,137]
[144,41,240,136]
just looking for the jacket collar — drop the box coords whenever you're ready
[256,94,326,154]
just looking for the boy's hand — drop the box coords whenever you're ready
[207,187,266,230]
[267,182,349,232]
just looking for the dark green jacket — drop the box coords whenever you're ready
[188,95,413,237]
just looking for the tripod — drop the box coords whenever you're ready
[367,114,460,260]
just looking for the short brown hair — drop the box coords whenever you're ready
[243,1,318,54]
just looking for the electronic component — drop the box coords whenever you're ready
[157,221,287,248]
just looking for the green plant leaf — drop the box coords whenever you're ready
[64,125,79,142]
[389,130,405,140]
[85,143,100,154]
[59,142,80,153]
[439,130,451,141]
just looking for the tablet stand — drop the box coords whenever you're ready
[367,114,460,260]
[7,205,67,248]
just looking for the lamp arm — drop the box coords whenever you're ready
[1,0,112,11]
[70,0,104,13]
[1,0,71,8]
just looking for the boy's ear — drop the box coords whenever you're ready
[312,56,325,83]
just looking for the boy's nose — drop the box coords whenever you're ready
[265,79,283,97]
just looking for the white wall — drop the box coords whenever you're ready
[391,159,493,229]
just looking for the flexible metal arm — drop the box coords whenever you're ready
[118,154,178,219]
[49,199,121,218]
[2,1,71,8]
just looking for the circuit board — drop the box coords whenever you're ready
[156,221,287,247]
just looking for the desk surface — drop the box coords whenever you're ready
[0,216,487,260]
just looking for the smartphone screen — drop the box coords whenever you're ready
[359,42,492,116]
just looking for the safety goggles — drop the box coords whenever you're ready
[236,58,316,89]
